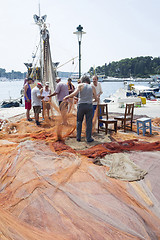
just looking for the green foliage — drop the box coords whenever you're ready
[90,56,160,78]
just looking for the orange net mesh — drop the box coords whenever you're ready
[152,117,160,127]
[0,102,160,239]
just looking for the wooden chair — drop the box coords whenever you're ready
[97,103,117,134]
[114,103,134,132]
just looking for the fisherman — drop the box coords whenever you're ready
[49,77,69,106]
[32,82,44,126]
[63,76,98,143]
[91,75,103,128]
[24,77,33,121]
[41,82,51,120]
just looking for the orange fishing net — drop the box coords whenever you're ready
[0,101,160,239]
[152,117,160,127]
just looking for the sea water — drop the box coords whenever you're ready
[0,78,150,103]
[0,79,24,102]
[64,80,149,100]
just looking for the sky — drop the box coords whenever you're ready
[0,0,160,74]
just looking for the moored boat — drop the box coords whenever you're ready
[0,98,22,108]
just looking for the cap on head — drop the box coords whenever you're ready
[56,77,61,83]
[37,82,43,88]
[27,77,33,81]
[45,82,49,86]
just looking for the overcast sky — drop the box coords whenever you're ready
[0,0,160,74]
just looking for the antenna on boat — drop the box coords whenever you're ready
[39,1,41,18]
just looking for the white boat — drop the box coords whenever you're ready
[124,82,160,99]
[131,85,159,99]
[70,73,79,81]
[96,75,105,82]
[149,80,160,88]
[103,82,160,106]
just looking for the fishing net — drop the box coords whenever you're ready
[0,101,160,239]
[0,139,160,239]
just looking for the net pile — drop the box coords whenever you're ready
[0,140,160,239]
[76,139,160,158]
[0,103,160,239]
[152,117,160,127]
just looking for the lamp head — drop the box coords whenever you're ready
[77,25,83,32]
[73,25,86,42]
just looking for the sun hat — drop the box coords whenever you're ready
[56,77,61,82]
[45,82,49,86]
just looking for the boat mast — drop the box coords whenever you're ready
[38,3,43,82]
[33,4,47,82]
[33,6,56,91]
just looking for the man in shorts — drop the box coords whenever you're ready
[24,77,33,121]
[32,82,44,126]
[41,82,51,120]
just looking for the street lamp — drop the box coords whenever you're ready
[73,25,86,79]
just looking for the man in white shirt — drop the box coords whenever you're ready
[32,82,44,126]
[91,75,103,127]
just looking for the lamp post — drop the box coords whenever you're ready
[73,25,86,79]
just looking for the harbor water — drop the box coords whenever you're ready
[0,78,150,104]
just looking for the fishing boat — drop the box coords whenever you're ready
[96,74,105,82]
[70,72,79,81]
[103,81,160,106]
[0,98,22,108]
[0,9,57,109]
[24,8,57,92]
[149,79,160,88]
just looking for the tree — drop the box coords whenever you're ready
[89,56,160,78]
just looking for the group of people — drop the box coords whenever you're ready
[24,79,46,126]
[24,77,75,125]
[24,75,103,142]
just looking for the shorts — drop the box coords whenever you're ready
[33,106,41,114]
[25,100,31,110]
[43,102,50,110]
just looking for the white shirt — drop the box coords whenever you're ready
[42,88,50,101]
[32,86,41,106]
[91,82,103,105]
